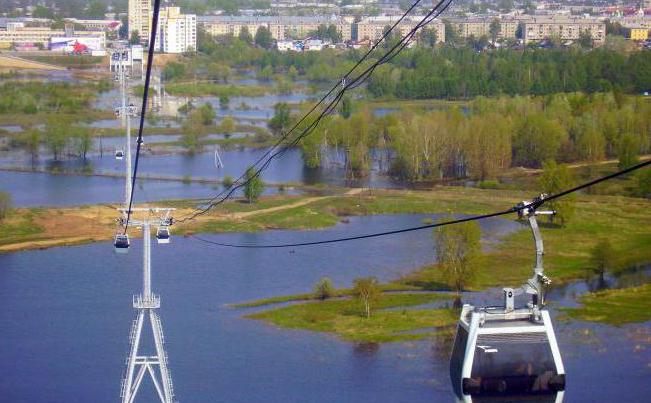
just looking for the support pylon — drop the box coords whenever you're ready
[120,219,175,403]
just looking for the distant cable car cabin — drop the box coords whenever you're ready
[114,234,130,253]
[450,195,565,401]
[156,226,170,244]
[115,149,124,160]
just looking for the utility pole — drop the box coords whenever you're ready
[118,208,176,403]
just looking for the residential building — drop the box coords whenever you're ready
[445,16,527,40]
[628,26,649,40]
[64,19,122,32]
[129,0,152,45]
[197,16,352,42]
[522,17,606,45]
[354,16,445,43]
[156,7,196,53]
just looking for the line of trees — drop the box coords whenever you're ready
[368,47,651,99]
[297,92,651,183]
[0,81,108,115]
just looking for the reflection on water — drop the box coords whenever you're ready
[0,216,648,401]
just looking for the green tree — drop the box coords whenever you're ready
[222,175,234,189]
[433,218,481,292]
[71,127,93,160]
[269,103,291,136]
[180,110,206,154]
[44,119,68,161]
[444,21,462,45]
[489,19,501,43]
[617,133,639,169]
[254,26,273,49]
[514,113,566,167]
[243,166,264,203]
[33,5,54,18]
[219,95,230,110]
[220,116,236,134]
[352,277,381,318]
[578,30,594,49]
[0,191,11,222]
[238,26,253,43]
[129,30,140,45]
[419,27,438,47]
[86,0,107,18]
[314,277,334,300]
[590,239,615,281]
[538,160,575,226]
[636,169,651,199]
[198,103,216,126]
[340,96,353,119]
[21,129,40,161]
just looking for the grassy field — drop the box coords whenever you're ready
[563,283,651,325]
[247,293,457,343]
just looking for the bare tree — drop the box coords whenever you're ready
[433,218,481,292]
[352,277,380,318]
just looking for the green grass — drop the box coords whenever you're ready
[247,293,457,343]
[562,284,651,325]
[398,193,651,290]
[0,211,44,246]
[24,55,104,67]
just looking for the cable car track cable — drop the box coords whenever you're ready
[123,0,162,232]
[189,158,651,248]
[176,0,454,223]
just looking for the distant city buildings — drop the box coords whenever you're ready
[156,7,196,53]
[128,0,152,45]
[0,20,106,51]
[521,17,606,45]
[197,15,353,41]
[355,16,445,43]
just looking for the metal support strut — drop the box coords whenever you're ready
[516,194,555,311]
[119,209,176,403]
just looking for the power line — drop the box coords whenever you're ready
[124,0,162,233]
[177,0,436,220]
[189,158,651,249]
[177,0,453,223]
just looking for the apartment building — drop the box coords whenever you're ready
[628,26,649,41]
[354,16,445,43]
[197,16,353,41]
[128,0,152,45]
[445,17,526,40]
[156,7,196,53]
[522,17,606,45]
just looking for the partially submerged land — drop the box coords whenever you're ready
[1,184,650,342]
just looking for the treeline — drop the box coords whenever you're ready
[0,81,109,115]
[186,35,651,98]
[297,92,651,182]
[368,47,651,99]
[11,117,94,161]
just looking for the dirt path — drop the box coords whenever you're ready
[0,55,66,71]
[224,188,364,220]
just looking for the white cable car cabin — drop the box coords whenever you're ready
[115,149,124,160]
[450,195,565,401]
[114,234,130,253]
[156,226,170,244]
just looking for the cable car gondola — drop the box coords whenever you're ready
[114,234,130,254]
[115,149,124,160]
[450,195,565,401]
[156,226,170,244]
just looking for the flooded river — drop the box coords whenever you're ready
[0,215,649,402]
